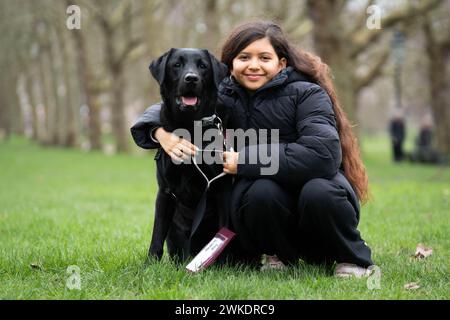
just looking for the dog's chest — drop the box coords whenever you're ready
[157,152,223,209]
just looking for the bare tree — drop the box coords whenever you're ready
[30,1,66,146]
[55,21,78,148]
[90,0,147,153]
[0,1,26,139]
[423,13,450,154]
[65,0,106,151]
[306,0,443,127]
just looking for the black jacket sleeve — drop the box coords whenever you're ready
[237,85,342,188]
[130,103,163,149]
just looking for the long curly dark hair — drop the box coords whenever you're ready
[221,21,369,203]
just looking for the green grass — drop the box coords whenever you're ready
[0,136,449,299]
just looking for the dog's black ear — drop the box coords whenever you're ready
[149,48,175,85]
[204,50,228,89]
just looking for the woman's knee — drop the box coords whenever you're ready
[298,177,358,225]
[298,178,337,213]
[243,179,286,211]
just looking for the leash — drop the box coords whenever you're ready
[189,115,230,239]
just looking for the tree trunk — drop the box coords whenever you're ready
[25,73,39,140]
[0,90,8,139]
[0,73,12,139]
[429,55,450,154]
[100,14,130,153]
[37,52,51,145]
[71,29,102,151]
[424,20,450,155]
[111,71,129,153]
[57,24,78,148]
[306,0,358,125]
[6,71,23,136]
[204,0,219,52]
[47,31,62,146]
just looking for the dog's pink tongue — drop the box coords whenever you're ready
[181,97,198,106]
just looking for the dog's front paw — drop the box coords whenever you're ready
[148,246,163,261]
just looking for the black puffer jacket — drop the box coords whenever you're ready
[131,67,342,190]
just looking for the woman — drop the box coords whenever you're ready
[131,21,373,277]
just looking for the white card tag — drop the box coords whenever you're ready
[186,228,235,273]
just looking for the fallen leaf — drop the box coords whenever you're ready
[414,243,433,259]
[30,262,42,270]
[404,282,420,290]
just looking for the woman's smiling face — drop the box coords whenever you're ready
[231,37,286,91]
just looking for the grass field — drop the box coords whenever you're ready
[0,136,448,299]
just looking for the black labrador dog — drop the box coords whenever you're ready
[148,48,230,261]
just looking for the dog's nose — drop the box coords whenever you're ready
[184,73,199,83]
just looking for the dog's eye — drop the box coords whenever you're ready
[174,63,181,68]
[199,63,208,69]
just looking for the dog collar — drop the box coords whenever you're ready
[201,114,222,130]
[200,114,221,128]
[198,113,227,150]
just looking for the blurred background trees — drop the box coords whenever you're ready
[0,0,448,156]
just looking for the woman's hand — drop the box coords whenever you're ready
[154,127,197,163]
[223,150,239,175]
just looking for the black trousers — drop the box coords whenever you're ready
[392,140,404,162]
[229,172,373,268]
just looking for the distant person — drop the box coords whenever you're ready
[417,116,433,152]
[409,115,445,164]
[389,109,406,162]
